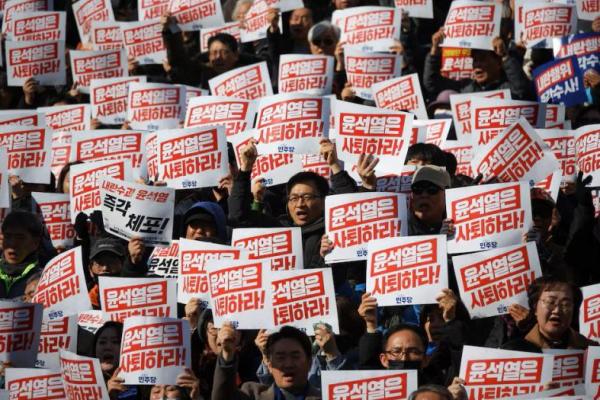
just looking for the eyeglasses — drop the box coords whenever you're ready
[539,298,574,312]
[411,185,442,195]
[287,194,322,204]
[384,347,424,358]
[312,38,335,47]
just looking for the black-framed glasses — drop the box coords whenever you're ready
[411,185,442,195]
[384,347,424,358]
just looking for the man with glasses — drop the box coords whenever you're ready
[357,321,467,399]
[409,165,451,236]
[228,139,358,274]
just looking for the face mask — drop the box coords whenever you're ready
[387,359,422,370]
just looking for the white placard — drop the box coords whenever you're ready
[452,242,542,318]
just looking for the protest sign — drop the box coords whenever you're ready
[520,2,576,48]
[205,259,268,329]
[267,268,339,334]
[544,104,566,129]
[177,239,245,305]
[200,21,241,52]
[255,93,328,154]
[453,242,542,318]
[278,54,334,96]
[77,311,106,335]
[238,0,295,42]
[70,130,146,178]
[417,119,452,147]
[543,349,585,388]
[534,170,562,202]
[450,89,510,142]
[574,124,600,186]
[470,97,545,148]
[441,47,473,80]
[394,0,433,18]
[553,32,600,74]
[513,387,587,399]
[344,49,401,100]
[321,370,418,400]
[70,49,127,94]
[120,19,166,64]
[209,61,273,99]
[585,346,600,399]
[90,21,124,50]
[119,316,190,385]
[137,0,168,20]
[441,0,501,50]
[331,101,413,174]
[576,0,599,20]
[533,56,587,106]
[301,154,330,179]
[537,128,577,182]
[144,133,158,180]
[91,76,147,124]
[446,181,532,254]
[367,235,447,306]
[332,6,400,52]
[441,140,474,177]
[36,315,78,369]
[0,150,9,209]
[59,349,110,400]
[231,227,303,271]
[1,0,52,36]
[375,166,417,194]
[127,82,185,130]
[229,128,303,186]
[147,240,179,277]
[5,40,65,86]
[32,247,91,317]
[471,118,560,185]
[325,192,407,263]
[100,177,174,245]
[372,73,428,120]
[184,95,256,136]
[0,301,42,366]
[460,345,554,400]
[99,277,177,322]
[580,283,600,342]
[40,104,91,133]
[5,368,65,399]
[0,125,51,183]
[181,84,206,107]
[32,192,75,248]
[7,11,65,41]
[72,0,114,43]
[69,160,131,221]
[0,110,41,126]
[156,125,228,189]
[168,0,224,31]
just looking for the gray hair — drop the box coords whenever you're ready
[232,0,253,21]
[408,385,453,400]
[307,20,341,44]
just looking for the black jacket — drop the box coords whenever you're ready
[423,52,535,100]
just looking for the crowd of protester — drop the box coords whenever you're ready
[0,0,600,399]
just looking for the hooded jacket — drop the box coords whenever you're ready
[0,252,41,299]
[181,201,228,243]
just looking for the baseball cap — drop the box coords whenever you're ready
[184,210,216,227]
[90,237,126,260]
[411,165,451,189]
